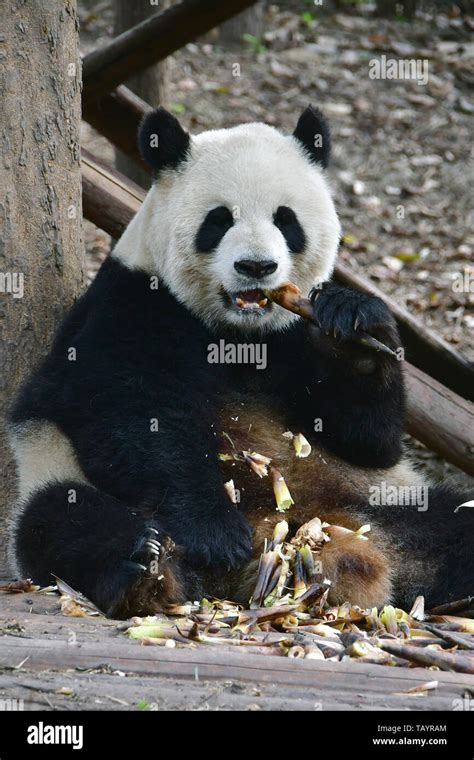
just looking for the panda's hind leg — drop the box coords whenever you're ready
[10,481,197,618]
[375,482,474,609]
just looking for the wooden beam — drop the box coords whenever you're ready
[84,86,152,173]
[80,155,474,476]
[82,149,144,239]
[82,0,258,105]
[405,364,474,475]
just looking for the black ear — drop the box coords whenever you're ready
[138,107,191,175]
[293,105,331,168]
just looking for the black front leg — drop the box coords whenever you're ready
[294,282,405,467]
[68,409,253,573]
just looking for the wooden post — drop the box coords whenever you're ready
[0,0,86,576]
[84,86,152,170]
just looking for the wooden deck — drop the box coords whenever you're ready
[0,594,474,711]
[1,592,473,711]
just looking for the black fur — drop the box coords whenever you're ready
[365,483,474,608]
[14,480,204,617]
[273,206,306,253]
[195,206,234,253]
[293,105,331,168]
[138,107,191,176]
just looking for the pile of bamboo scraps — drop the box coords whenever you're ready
[125,520,474,674]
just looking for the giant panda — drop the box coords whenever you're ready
[7,106,473,619]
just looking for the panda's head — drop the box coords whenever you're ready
[116,106,341,334]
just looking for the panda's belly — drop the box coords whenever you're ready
[216,392,422,531]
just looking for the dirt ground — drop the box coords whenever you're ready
[79,2,473,486]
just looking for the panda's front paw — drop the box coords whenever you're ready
[170,508,253,571]
[308,282,400,361]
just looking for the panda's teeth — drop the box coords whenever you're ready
[232,291,269,311]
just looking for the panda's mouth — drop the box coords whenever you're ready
[223,289,271,314]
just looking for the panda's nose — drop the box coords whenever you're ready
[234,259,278,279]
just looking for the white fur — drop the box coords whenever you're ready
[7,421,90,575]
[113,121,341,333]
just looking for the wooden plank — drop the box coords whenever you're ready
[405,364,474,474]
[0,671,464,711]
[82,0,258,105]
[81,149,144,239]
[80,156,474,475]
[0,596,471,688]
[1,594,472,711]
[3,633,474,692]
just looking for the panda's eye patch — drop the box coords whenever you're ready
[195,206,234,253]
[273,206,306,253]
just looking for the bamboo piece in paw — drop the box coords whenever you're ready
[265,282,396,356]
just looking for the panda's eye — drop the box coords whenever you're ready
[273,206,306,254]
[195,206,234,253]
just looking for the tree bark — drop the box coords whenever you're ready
[113,0,171,189]
[0,0,86,577]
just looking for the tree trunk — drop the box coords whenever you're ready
[113,0,171,189]
[0,0,85,577]
[220,2,266,46]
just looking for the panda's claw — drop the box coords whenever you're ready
[146,539,161,555]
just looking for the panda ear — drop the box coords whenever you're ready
[293,105,331,169]
[138,107,191,175]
